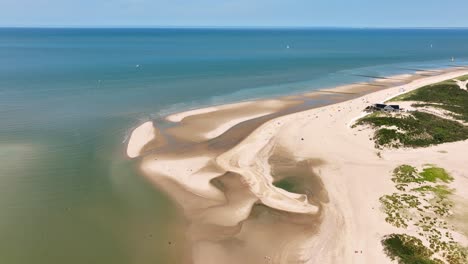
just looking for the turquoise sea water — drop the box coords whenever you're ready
[1,28,468,264]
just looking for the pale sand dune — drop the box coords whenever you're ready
[126,121,156,158]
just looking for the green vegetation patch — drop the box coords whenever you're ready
[380,193,419,228]
[390,80,468,122]
[381,165,468,263]
[382,234,442,264]
[392,165,453,185]
[419,166,453,183]
[392,165,419,183]
[412,185,453,199]
[456,75,468,81]
[382,231,467,264]
[356,111,468,148]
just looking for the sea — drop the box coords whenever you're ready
[1,28,468,264]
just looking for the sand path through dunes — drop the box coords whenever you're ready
[455,79,468,90]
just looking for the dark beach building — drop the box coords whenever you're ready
[365,104,401,112]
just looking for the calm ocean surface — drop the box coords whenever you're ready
[1,28,468,263]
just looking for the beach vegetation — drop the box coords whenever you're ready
[456,75,468,81]
[381,234,441,264]
[360,77,468,148]
[392,165,418,184]
[380,165,468,263]
[356,111,468,148]
[416,80,466,102]
[411,185,453,199]
[392,165,453,184]
[390,80,468,122]
[380,193,419,228]
[418,166,453,183]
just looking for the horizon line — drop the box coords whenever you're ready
[2,25,468,30]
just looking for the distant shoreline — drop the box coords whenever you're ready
[4,26,468,30]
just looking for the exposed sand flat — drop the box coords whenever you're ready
[374,73,413,82]
[307,83,376,96]
[211,69,468,263]
[193,177,258,226]
[166,99,298,142]
[308,73,417,97]
[202,111,273,139]
[141,155,226,202]
[166,101,256,122]
[134,68,468,264]
[167,106,226,122]
[126,121,156,158]
[217,126,319,214]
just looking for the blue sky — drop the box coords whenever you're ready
[1,0,467,27]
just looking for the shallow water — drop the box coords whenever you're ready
[1,28,468,264]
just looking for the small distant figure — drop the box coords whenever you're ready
[136,64,141,68]
[451,57,455,62]
[286,45,290,49]
[430,44,433,48]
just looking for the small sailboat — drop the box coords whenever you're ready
[451,57,455,62]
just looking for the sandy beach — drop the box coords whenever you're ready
[165,99,299,142]
[126,121,156,158]
[127,68,468,263]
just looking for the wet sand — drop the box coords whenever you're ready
[126,68,468,263]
